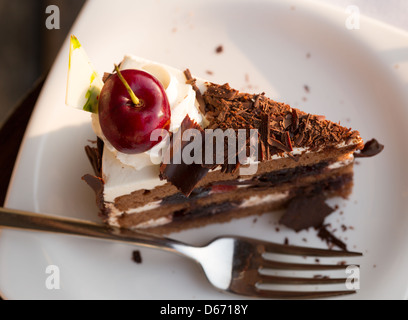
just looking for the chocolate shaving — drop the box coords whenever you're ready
[215,45,223,54]
[305,114,311,130]
[82,174,105,216]
[205,82,239,100]
[354,138,384,158]
[259,113,271,160]
[283,116,292,129]
[222,163,240,174]
[184,69,207,114]
[159,115,209,196]
[279,194,335,232]
[291,108,299,131]
[185,77,196,86]
[217,108,227,122]
[132,250,142,264]
[84,138,103,176]
[316,225,348,251]
[253,94,263,109]
[268,137,292,153]
[85,146,102,177]
[284,131,293,152]
[294,131,304,146]
[103,72,113,83]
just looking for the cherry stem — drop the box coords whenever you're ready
[114,64,140,106]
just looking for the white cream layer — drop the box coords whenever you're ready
[239,192,290,208]
[132,217,172,229]
[327,154,354,169]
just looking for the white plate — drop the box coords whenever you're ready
[2,0,408,299]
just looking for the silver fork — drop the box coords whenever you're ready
[0,207,361,299]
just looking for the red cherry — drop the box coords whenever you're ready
[98,69,171,154]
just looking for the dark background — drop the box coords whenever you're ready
[0,0,85,127]
[0,1,85,299]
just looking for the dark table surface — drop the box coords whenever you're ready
[0,76,46,300]
[0,77,45,206]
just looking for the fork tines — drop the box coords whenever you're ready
[253,242,361,299]
[262,242,363,257]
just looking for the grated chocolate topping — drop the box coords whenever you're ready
[159,75,364,196]
[202,82,363,160]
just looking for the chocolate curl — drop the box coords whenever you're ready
[159,116,209,196]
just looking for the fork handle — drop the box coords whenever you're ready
[0,207,197,258]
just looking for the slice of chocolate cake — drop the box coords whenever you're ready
[77,53,364,234]
[65,37,366,234]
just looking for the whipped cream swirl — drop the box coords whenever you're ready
[92,55,206,170]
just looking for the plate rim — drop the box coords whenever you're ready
[2,0,408,300]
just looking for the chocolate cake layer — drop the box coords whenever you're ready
[85,141,355,233]
[131,172,354,235]
[97,145,357,211]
